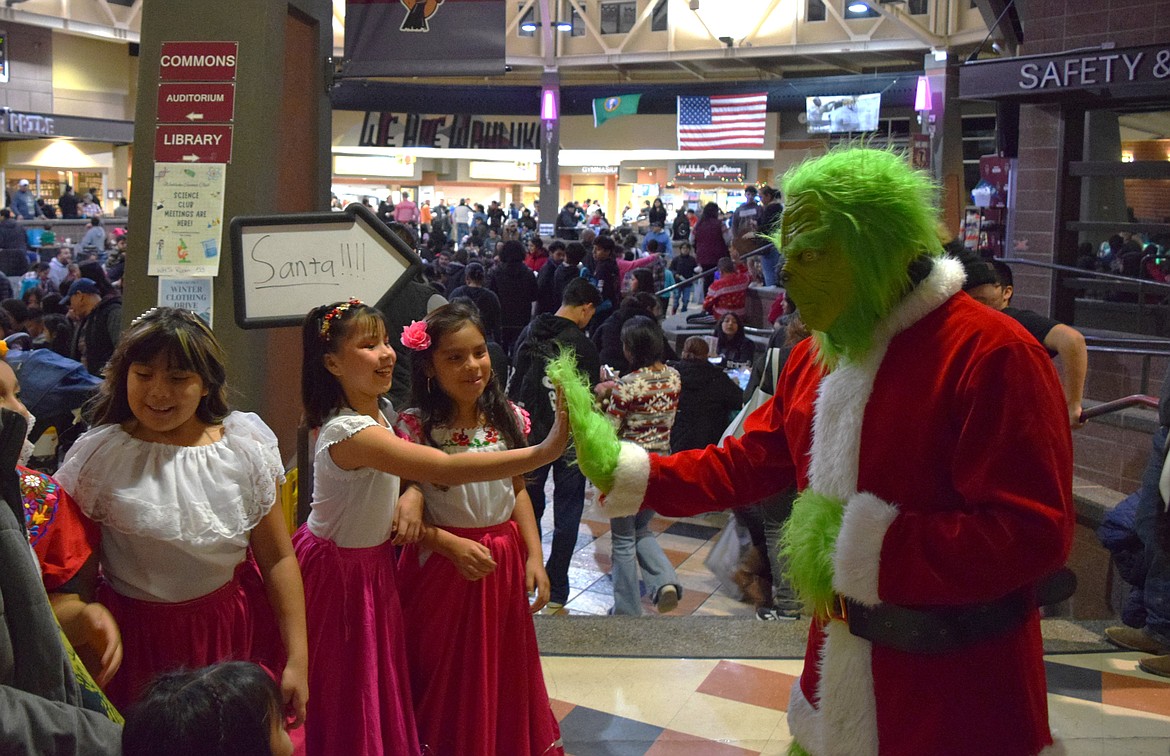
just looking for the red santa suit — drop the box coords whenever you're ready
[603,258,1073,755]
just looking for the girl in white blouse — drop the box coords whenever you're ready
[294,299,567,756]
[55,308,308,727]
[394,302,564,756]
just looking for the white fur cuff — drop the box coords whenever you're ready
[599,442,650,519]
[832,491,899,607]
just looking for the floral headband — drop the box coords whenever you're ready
[320,298,363,340]
[400,320,431,351]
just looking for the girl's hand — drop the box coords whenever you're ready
[526,557,550,614]
[281,660,309,728]
[446,537,497,581]
[392,485,425,545]
[538,388,569,463]
[594,380,617,398]
[72,602,123,688]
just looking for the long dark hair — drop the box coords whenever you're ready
[301,300,388,428]
[407,302,525,450]
[621,315,664,372]
[715,312,747,351]
[122,661,283,756]
[89,308,229,427]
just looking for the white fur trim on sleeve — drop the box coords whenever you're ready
[598,441,649,519]
[832,491,899,607]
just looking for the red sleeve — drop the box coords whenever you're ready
[22,468,100,592]
[645,392,798,518]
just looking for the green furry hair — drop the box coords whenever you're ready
[545,347,620,492]
[787,741,813,756]
[771,146,942,368]
[779,488,845,621]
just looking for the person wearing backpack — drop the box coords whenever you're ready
[507,277,602,611]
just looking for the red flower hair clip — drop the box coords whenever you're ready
[401,320,431,351]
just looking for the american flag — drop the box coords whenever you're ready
[677,93,768,150]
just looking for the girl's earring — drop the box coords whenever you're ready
[427,376,433,394]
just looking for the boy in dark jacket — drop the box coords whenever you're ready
[508,278,601,609]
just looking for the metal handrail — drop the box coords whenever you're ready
[1080,394,1158,422]
[655,241,772,296]
[997,256,1170,290]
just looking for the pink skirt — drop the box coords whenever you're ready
[293,525,419,756]
[398,521,563,756]
[98,555,283,711]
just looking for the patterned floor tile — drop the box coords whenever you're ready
[695,660,796,712]
[1101,670,1170,718]
[564,588,615,616]
[663,520,724,541]
[1045,660,1103,703]
[560,706,663,756]
[647,729,763,756]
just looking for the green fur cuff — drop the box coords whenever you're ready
[780,489,845,620]
[545,347,620,492]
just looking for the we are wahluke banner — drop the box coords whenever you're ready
[344,0,506,77]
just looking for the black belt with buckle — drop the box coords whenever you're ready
[842,568,1077,654]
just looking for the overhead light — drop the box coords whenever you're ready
[914,75,933,112]
[689,0,699,9]
[521,19,572,32]
[541,89,558,121]
[847,2,869,12]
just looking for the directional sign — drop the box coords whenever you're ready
[157,83,235,124]
[159,41,238,81]
[155,125,233,163]
[230,203,425,329]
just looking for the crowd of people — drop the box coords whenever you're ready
[9,159,1153,756]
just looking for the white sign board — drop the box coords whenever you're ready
[149,162,227,277]
[229,203,424,329]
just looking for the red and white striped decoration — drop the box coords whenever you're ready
[677,93,768,150]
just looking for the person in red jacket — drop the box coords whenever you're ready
[567,148,1073,756]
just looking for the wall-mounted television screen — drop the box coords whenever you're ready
[805,93,881,134]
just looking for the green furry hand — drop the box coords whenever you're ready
[779,489,845,620]
[545,349,620,493]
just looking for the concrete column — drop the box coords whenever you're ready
[124,0,332,454]
[538,71,560,229]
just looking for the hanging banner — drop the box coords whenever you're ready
[357,112,541,150]
[148,163,227,278]
[343,0,506,78]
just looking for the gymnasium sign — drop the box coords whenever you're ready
[960,42,1170,101]
[358,112,541,150]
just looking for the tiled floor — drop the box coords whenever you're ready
[536,496,1170,755]
[538,493,753,618]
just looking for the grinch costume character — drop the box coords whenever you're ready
[559,148,1073,755]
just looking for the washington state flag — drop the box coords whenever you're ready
[593,94,641,127]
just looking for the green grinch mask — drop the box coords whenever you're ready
[772,147,944,368]
[780,195,855,333]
